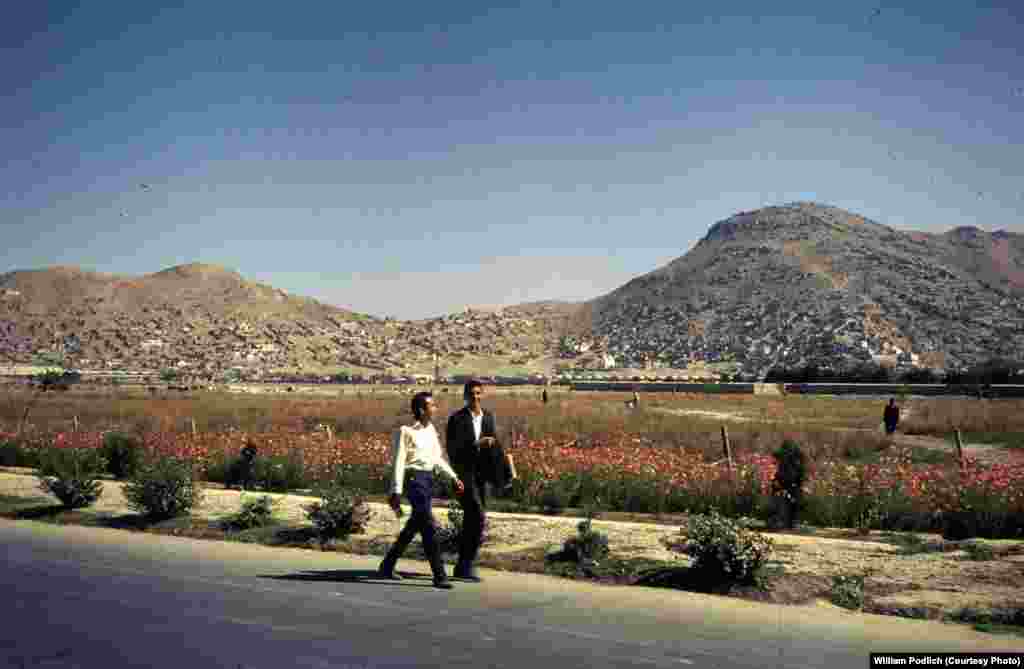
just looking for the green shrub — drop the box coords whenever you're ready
[325,463,388,497]
[830,573,866,610]
[673,509,774,586]
[253,451,307,492]
[874,485,928,532]
[546,504,610,573]
[771,440,807,529]
[962,541,996,561]
[504,467,548,509]
[35,446,106,509]
[303,479,371,548]
[224,494,280,531]
[436,499,492,555]
[540,477,572,515]
[99,432,143,479]
[203,451,231,485]
[122,455,204,521]
[0,439,40,468]
[562,513,610,566]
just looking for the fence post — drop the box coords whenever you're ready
[73,415,79,432]
[721,425,737,496]
[953,429,965,470]
[720,425,734,473]
[191,417,197,436]
[326,425,333,442]
[18,406,30,435]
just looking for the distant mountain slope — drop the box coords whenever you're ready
[588,202,1024,376]
[0,264,574,377]
[2,204,1021,380]
[0,263,385,375]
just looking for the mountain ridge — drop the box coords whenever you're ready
[2,203,1022,379]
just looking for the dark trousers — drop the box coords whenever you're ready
[455,469,488,570]
[382,470,445,579]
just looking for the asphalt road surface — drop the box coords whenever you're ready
[2,520,1020,669]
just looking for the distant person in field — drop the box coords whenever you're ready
[883,398,900,435]
[378,391,465,589]
[446,379,498,582]
[542,388,549,404]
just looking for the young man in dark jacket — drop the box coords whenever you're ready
[445,379,498,582]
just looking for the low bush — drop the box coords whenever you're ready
[435,499,492,555]
[962,541,996,561]
[562,514,610,566]
[35,445,106,509]
[303,478,372,548]
[224,494,280,531]
[668,509,774,587]
[325,463,388,497]
[546,504,611,573]
[122,455,204,521]
[99,432,143,479]
[253,451,307,493]
[0,439,40,468]
[830,572,867,611]
[540,480,571,515]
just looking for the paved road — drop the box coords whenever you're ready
[2,520,1021,669]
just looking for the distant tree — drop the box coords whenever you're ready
[898,367,940,384]
[159,368,178,383]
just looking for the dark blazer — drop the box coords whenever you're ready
[446,406,502,485]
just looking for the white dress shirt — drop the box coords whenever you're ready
[471,410,483,443]
[389,422,459,495]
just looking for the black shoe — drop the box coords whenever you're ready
[433,578,454,590]
[377,561,403,581]
[452,566,482,583]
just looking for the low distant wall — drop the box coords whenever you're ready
[568,382,1024,398]
[570,382,755,394]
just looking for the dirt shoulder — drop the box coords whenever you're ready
[2,469,1022,633]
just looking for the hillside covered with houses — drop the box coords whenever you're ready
[2,204,1022,385]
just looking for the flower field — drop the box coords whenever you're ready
[5,405,1024,538]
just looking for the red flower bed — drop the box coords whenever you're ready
[12,429,1024,530]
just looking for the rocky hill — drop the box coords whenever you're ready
[588,202,1024,378]
[1,203,1021,381]
[0,263,574,379]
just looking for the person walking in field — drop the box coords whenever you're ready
[378,391,465,589]
[446,379,498,582]
[883,398,900,436]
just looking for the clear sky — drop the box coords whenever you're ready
[3,1,1022,320]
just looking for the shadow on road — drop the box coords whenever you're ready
[260,569,439,587]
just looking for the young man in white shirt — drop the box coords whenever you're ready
[378,391,465,589]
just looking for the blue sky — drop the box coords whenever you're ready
[3,1,1022,320]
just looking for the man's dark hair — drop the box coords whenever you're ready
[411,391,433,420]
[463,379,483,398]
